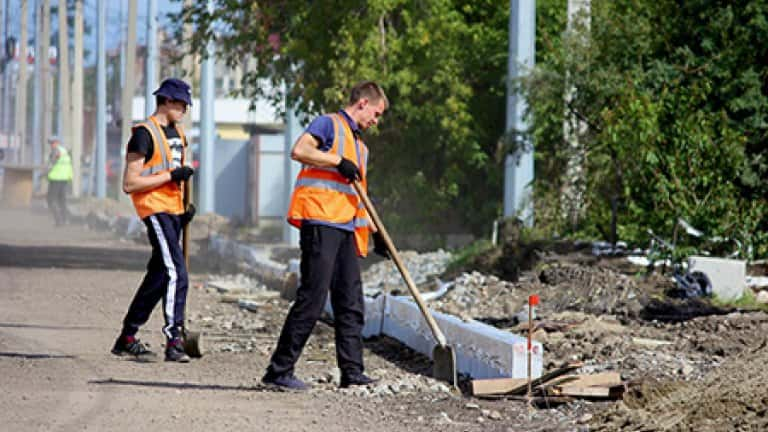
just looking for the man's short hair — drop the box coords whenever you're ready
[349,81,389,109]
[156,95,169,107]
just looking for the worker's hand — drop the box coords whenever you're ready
[170,166,194,183]
[181,203,196,227]
[373,232,390,259]
[336,158,361,183]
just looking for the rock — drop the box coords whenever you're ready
[757,290,768,304]
[578,413,593,424]
[487,410,502,420]
[464,402,480,410]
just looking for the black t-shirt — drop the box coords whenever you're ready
[126,123,184,168]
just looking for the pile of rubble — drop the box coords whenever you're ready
[185,274,455,399]
[362,249,452,294]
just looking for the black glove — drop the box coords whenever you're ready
[170,166,194,183]
[373,232,390,259]
[181,203,196,227]
[336,157,361,182]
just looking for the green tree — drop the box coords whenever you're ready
[174,0,510,244]
[524,0,768,258]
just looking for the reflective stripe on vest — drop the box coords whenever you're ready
[139,118,172,176]
[129,116,187,219]
[287,113,371,256]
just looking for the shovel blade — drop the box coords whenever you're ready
[182,329,204,358]
[432,344,457,387]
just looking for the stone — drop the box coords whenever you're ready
[756,290,768,304]
[688,256,746,301]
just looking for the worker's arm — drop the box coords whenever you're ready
[122,152,171,194]
[290,133,342,167]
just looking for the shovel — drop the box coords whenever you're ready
[352,180,457,387]
[181,177,203,358]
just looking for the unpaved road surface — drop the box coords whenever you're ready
[0,205,587,432]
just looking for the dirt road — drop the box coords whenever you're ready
[0,206,588,432]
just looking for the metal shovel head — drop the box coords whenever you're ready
[432,344,457,387]
[182,329,204,358]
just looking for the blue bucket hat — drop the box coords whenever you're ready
[153,78,193,106]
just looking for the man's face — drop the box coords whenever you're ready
[356,98,387,131]
[165,100,188,122]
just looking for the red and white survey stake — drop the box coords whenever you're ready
[527,294,540,400]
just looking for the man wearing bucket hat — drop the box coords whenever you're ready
[111,78,196,362]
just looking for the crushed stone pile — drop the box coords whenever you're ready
[595,338,768,431]
[362,249,452,294]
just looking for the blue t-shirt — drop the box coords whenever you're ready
[302,110,360,232]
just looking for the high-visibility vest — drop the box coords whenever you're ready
[128,116,187,219]
[47,146,73,181]
[287,113,371,257]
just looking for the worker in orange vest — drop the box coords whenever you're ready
[111,78,196,363]
[263,81,390,390]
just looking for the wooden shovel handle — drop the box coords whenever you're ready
[352,180,447,347]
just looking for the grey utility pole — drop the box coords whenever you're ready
[282,98,301,246]
[57,0,70,157]
[562,0,590,228]
[71,0,83,196]
[0,0,5,133]
[504,0,536,225]
[119,0,137,199]
[16,0,28,163]
[144,0,157,117]
[198,0,215,214]
[40,0,51,159]
[31,0,41,172]
[95,0,106,198]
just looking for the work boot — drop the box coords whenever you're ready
[164,339,191,363]
[339,373,378,388]
[111,335,155,358]
[261,372,309,391]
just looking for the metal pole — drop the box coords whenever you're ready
[0,0,6,133]
[282,96,300,246]
[144,0,156,118]
[199,0,215,214]
[71,0,83,196]
[95,0,106,198]
[57,0,70,152]
[40,0,50,158]
[503,0,536,225]
[1,0,11,134]
[16,0,28,163]
[31,0,41,172]
[117,0,137,200]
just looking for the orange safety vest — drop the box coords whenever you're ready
[128,116,187,219]
[287,113,371,257]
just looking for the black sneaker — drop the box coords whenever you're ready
[340,373,378,388]
[164,340,191,363]
[261,372,309,391]
[111,335,155,358]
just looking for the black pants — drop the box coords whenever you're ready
[120,213,188,341]
[267,224,365,377]
[46,180,69,225]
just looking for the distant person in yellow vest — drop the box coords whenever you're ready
[46,136,73,226]
[111,78,196,363]
[262,81,391,390]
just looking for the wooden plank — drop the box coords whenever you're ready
[505,361,583,395]
[471,378,528,396]
[559,372,621,388]
[554,383,625,399]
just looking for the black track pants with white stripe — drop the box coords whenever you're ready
[121,212,189,341]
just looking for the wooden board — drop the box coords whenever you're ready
[559,371,621,388]
[552,383,626,399]
[471,377,528,396]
